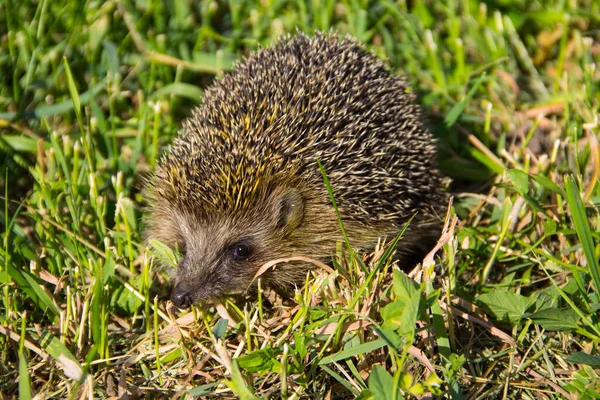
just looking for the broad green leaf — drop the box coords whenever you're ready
[506,169,529,195]
[543,219,557,236]
[103,255,115,282]
[392,268,421,300]
[309,307,328,321]
[529,308,580,331]
[148,239,180,268]
[382,270,421,335]
[412,1,434,28]
[368,365,400,400]
[566,352,600,368]
[293,333,307,359]
[213,318,228,340]
[381,301,405,331]
[355,389,375,400]
[237,347,280,373]
[111,286,142,314]
[477,290,535,325]
[89,15,109,51]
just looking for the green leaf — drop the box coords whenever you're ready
[412,1,434,28]
[529,308,580,331]
[37,331,83,380]
[477,290,535,325]
[91,261,104,349]
[368,365,400,400]
[223,361,260,400]
[188,382,220,397]
[382,270,421,335]
[392,269,421,299]
[10,265,60,317]
[62,57,84,129]
[237,347,280,373]
[565,176,600,298]
[321,364,360,395]
[468,146,504,175]
[213,318,228,340]
[19,354,32,400]
[148,239,180,268]
[319,339,387,365]
[103,255,115,282]
[111,286,141,314]
[2,135,42,152]
[543,219,557,236]
[373,327,403,351]
[355,389,375,400]
[309,307,328,322]
[445,72,486,127]
[381,301,405,330]
[566,352,600,368]
[506,169,529,195]
[294,333,307,359]
[159,348,182,364]
[531,174,566,197]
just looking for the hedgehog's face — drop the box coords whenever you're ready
[169,188,305,308]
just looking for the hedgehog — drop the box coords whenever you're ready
[145,32,448,308]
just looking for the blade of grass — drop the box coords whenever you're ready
[564,176,600,297]
[318,338,387,365]
[445,72,487,128]
[19,353,32,400]
[320,364,359,396]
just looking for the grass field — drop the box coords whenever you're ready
[1,0,600,398]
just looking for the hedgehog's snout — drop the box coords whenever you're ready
[171,282,193,308]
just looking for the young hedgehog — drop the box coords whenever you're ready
[146,32,448,308]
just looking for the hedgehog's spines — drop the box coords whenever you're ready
[147,32,448,303]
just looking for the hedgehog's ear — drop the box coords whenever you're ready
[276,188,304,233]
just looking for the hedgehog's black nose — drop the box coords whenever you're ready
[171,283,192,308]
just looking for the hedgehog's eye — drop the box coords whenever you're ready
[231,243,252,261]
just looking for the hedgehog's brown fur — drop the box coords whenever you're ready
[146,32,448,307]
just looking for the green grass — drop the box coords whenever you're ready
[1,0,600,398]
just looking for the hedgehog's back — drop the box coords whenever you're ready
[162,32,446,227]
